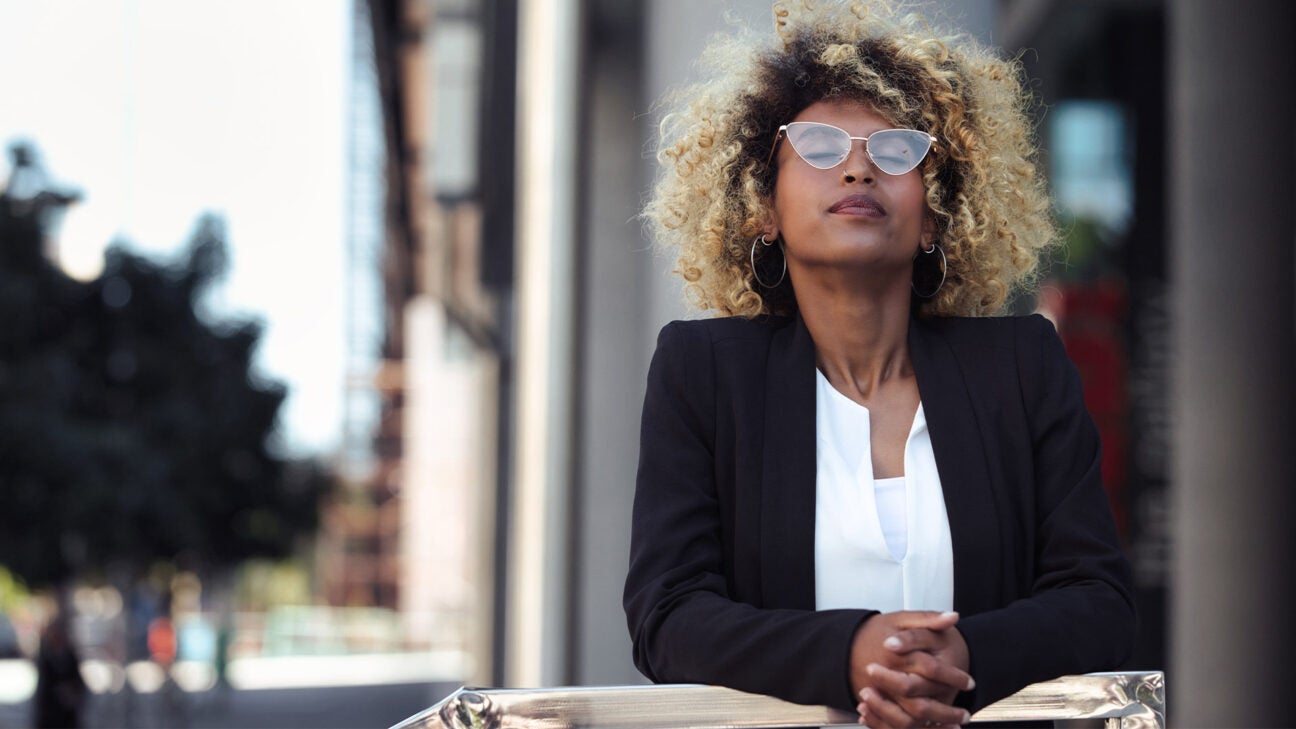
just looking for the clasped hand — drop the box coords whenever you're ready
[849,610,974,729]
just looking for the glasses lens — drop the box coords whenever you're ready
[866,129,932,175]
[785,122,851,169]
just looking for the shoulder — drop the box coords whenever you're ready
[648,316,792,399]
[917,315,1072,399]
[919,313,1054,343]
[655,315,792,353]
[917,312,1057,358]
[951,315,1083,425]
[659,314,791,341]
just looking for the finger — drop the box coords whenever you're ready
[856,701,886,729]
[858,687,915,729]
[890,610,959,631]
[866,662,946,699]
[894,696,970,728]
[861,686,969,729]
[856,701,892,729]
[862,687,971,728]
[882,628,943,655]
[892,652,976,692]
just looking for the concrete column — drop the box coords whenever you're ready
[508,0,582,688]
[571,1,650,686]
[1170,2,1296,725]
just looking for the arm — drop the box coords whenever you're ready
[953,315,1138,709]
[622,322,874,710]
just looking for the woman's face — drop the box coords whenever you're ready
[767,98,933,278]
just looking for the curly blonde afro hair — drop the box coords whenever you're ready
[643,0,1059,318]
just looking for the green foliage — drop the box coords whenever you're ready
[234,559,314,613]
[0,177,332,588]
[0,565,30,614]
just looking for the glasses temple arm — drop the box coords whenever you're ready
[765,126,788,168]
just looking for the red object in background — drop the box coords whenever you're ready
[147,617,177,666]
[1054,280,1129,537]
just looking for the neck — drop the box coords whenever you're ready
[794,267,914,400]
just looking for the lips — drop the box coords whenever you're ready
[829,194,887,217]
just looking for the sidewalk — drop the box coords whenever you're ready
[1,680,456,729]
[0,653,466,729]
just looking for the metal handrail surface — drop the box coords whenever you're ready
[391,670,1164,729]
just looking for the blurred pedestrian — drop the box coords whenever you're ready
[34,613,86,729]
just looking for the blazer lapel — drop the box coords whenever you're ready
[759,313,818,609]
[908,316,1002,615]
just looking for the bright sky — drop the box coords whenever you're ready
[0,0,350,456]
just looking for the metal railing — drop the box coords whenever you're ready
[392,670,1164,729]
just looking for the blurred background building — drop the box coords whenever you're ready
[1,0,1291,727]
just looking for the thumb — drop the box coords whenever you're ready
[891,610,959,630]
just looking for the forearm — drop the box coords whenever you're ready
[954,583,1135,710]
[628,586,873,710]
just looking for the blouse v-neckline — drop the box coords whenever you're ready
[814,369,954,613]
[814,369,921,483]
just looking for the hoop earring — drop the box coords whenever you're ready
[750,234,787,288]
[911,243,946,298]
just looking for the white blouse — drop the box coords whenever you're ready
[814,370,955,613]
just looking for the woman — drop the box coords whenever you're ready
[622,2,1136,728]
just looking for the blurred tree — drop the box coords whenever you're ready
[0,142,329,588]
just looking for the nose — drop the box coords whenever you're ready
[841,141,875,185]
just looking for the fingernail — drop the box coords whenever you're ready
[866,663,880,675]
[941,610,959,619]
[966,676,976,690]
[859,687,873,701]
[962,710,972,724]
[883,636,902,649]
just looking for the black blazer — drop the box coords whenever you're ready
[623,312,1136,712]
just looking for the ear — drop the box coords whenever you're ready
[920,215,937,251]
[759,202,781,240]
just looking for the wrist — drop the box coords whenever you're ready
[949,624,975,706]
[847,613,877,699]
[949,624,971,673]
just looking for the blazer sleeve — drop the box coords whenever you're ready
[623,322,874,710]
[954,315,1138,710]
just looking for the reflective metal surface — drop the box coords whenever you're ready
[968,671,1164,729]
[391,671,1164,729]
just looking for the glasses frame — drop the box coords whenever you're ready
[765,122,937,175]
